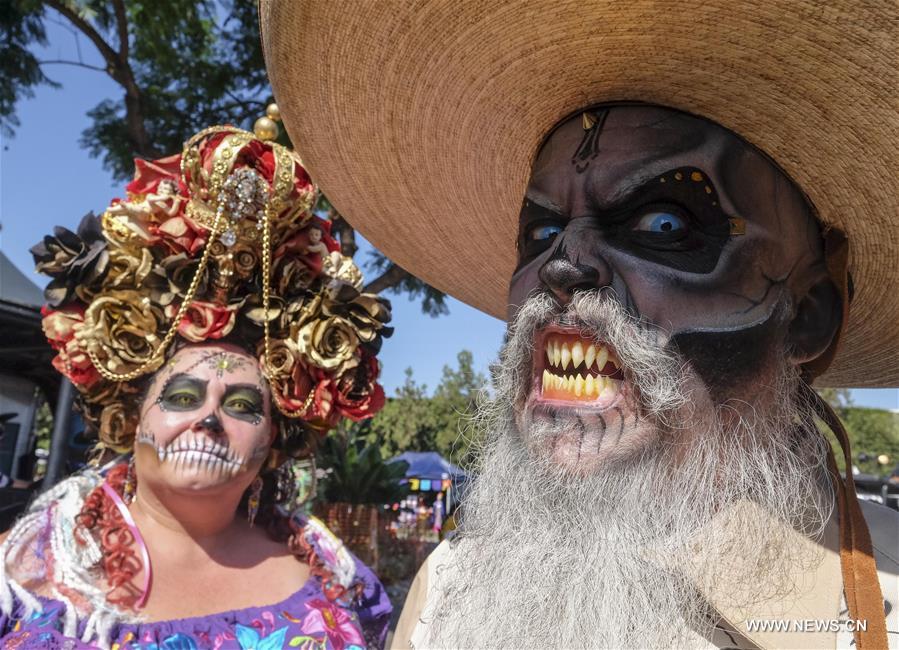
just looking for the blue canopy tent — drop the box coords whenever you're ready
[389,451,466,512]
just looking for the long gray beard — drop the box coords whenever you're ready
[423,293,833,649]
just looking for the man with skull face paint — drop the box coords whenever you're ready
[262,2,898,648]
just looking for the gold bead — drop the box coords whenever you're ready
[253,116,279,141]
[265,103,281,122]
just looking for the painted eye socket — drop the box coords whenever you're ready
[168,392,200,408]
[528,224,563,241]
[634,210,687,234]
[226,399,258,414]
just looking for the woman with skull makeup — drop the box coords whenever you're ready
[0,121,394,648]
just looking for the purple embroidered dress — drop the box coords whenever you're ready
[1,557,389,649]
[0,475,391,650]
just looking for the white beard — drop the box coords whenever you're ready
[422,293,834,649]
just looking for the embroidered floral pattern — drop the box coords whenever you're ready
[299,599,365,650]
[0,520,391,649]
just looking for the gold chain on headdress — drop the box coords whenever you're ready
[91,123,318,418]
[89,127,255,382]
[88,207,225,382]
[261,200,316,419]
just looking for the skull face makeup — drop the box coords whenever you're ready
[419,106,846,647]
[135,343,274,492]
[509,104,841,473]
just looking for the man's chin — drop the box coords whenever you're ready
[518,398,660,475]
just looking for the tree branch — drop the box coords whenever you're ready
[330,216,359,258]
[111,0,129,60]
[43,1,120,71]
[39,59,107,73]
[363,263,411,294]
[44,0,157,158]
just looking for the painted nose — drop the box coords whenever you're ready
[538,256,610,305]
[193,413,224,435]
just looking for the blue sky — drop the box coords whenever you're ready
[1,20,895,410]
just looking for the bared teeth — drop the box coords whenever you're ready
[584,344,596,369]
[540,368,621,401]
[544,335,618,373]
[600,382,617,401]
[571,341,584,368]
[595,345,609,371]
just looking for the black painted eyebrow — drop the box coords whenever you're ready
[524,190,565,215]
[224,384,264,398]
[605,171,660,206]
[160,373,208,392]
[520,197,567,229]
[585,166,722,219]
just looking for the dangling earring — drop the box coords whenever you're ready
[274,457,317,514]
[124,455,136,505]
[247,476,263,526]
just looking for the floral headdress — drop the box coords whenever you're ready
[32,123,392,457]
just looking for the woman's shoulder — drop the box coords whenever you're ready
[293,514,393,646]
[293,514,390,603]
[1,470,104,583]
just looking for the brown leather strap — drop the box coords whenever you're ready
[804,384,888,649]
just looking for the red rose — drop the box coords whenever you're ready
[309,379,340,427]
[272,362,340,427]
[334,355,386,421]
[41,306,100,387]
[125,154,182,196]
[169,300,237,342]
[242,140,276,184]
[151,215,207,257]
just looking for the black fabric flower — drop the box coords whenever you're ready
[322,282,393,353]
[149,253,209,306]
[30,212,109,306]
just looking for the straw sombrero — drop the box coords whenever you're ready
[261,1,898,387]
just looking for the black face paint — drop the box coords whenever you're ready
[668,301,787,398]
[512,105,834,406]
[597,167,730,274]
[157,374,208,412]
[518,167,731,275]
[222,384,265,425]
[571,109,609,174]
[198,413,224,434]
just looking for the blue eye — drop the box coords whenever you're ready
[529,225,562,241]
[634,211,686,233]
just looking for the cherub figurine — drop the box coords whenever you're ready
[304,223,344,270]
[107,178,184,220]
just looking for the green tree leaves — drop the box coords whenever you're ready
[358,350,487,464]
[316,425,410,504]
[0,0,57,136]
[2,0,447,310]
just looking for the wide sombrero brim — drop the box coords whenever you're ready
[261,1,898,387]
